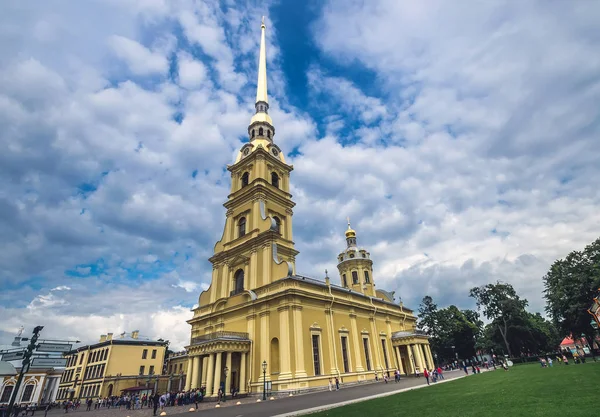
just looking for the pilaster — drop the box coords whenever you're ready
[277,306,292,379]
[292,306,307,378]
[349,313,364,372]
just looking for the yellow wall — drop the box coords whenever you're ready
[58,340,166,400]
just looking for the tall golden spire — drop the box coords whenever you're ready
[248,16,274,141]
[256,16,268,104]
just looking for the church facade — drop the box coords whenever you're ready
[185,19,432,397]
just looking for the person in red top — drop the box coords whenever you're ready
[423,368,430,385]
[436,366,444,380]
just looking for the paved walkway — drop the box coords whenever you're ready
[44,369,483,417]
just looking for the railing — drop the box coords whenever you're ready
[190,331,249,345]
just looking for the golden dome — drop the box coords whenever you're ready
[345,217,356,238]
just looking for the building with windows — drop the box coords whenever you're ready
[0,361,62,406]
[57,331,167,401]
[184,18,432,398]
[1,333,64,406]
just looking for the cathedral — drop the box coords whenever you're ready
[185,19,432,396]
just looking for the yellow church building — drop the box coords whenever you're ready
[185,18,432,397]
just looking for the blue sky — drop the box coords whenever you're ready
[1,0,599,350]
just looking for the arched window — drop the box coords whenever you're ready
[364,270,370,284]
[352,271,359,284]
[259,127,264,136]
[238,217,246,237]
[241,172,249,187]
[270,338,280,374]
[234,269,244,294]
[267,130,271,139]
[342,274,347,287]
[251,129,255,138]
[21,384,35,402]
[273,216,281,234]
[271,172,279,188]
[0,386,14,403]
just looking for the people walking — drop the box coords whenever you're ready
[423,368,430,385]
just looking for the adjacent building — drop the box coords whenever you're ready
[57,331,167,400]
[1,333,63,406]
[184,19,431,398]
[0,361,62,406]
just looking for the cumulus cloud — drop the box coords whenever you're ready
[1,0,599,349]
[108,35,169,76]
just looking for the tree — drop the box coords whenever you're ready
[417,295,438,333]
[469,282,528,358]
[417,296,479,362]
[543,238,600,354]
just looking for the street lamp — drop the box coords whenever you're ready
[434,353,438,367]
[262,361,267,401]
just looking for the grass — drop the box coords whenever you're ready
[310,362,599,417]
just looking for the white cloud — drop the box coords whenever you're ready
[108,35,169,76]
[0,0,599,349]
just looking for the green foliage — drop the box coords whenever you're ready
[543,237,600,350]
[417,296,480,361]
[469,281,528,357]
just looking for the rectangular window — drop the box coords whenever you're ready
[312,335,321,376]
[142,349,148,359]
[168,365,172,374]
[363,338,372,371]
[179,364,183,373]
[149,365,155,375]
[364,270,370,284]
[139,366,145,375]
[341,336,350,373]
[151,349,157,359]
[352,271,359,284]
[1,386,14,403]
[79,354,84,365]
[381,340,389,369]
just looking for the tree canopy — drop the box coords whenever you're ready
[543,237,600,352]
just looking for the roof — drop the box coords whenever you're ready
[68,337,168,354]
[392,330,429,339]
[0,361,17,376]
[286,274,412,312]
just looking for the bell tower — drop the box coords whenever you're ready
[336,219,376,297]
[200,17,298,307]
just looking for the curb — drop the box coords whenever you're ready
[272,370,490,417]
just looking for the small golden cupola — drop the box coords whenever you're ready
[336,218,376,297]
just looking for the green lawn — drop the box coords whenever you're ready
[310,362,599,417]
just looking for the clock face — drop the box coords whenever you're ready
[243,147,250,156]
[271,148,279,157]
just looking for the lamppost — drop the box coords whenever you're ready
[262,361,267,401]
[434,353,438,367]
[223,367,228,402]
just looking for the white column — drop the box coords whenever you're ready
[225,352,233,395]
[212,353,223,397]
[239,353,247,393]
[185,357,194,390]
[195,356,203,388]
[201,356,208,387]
[205,354,215,396]
[190,356,200,389]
